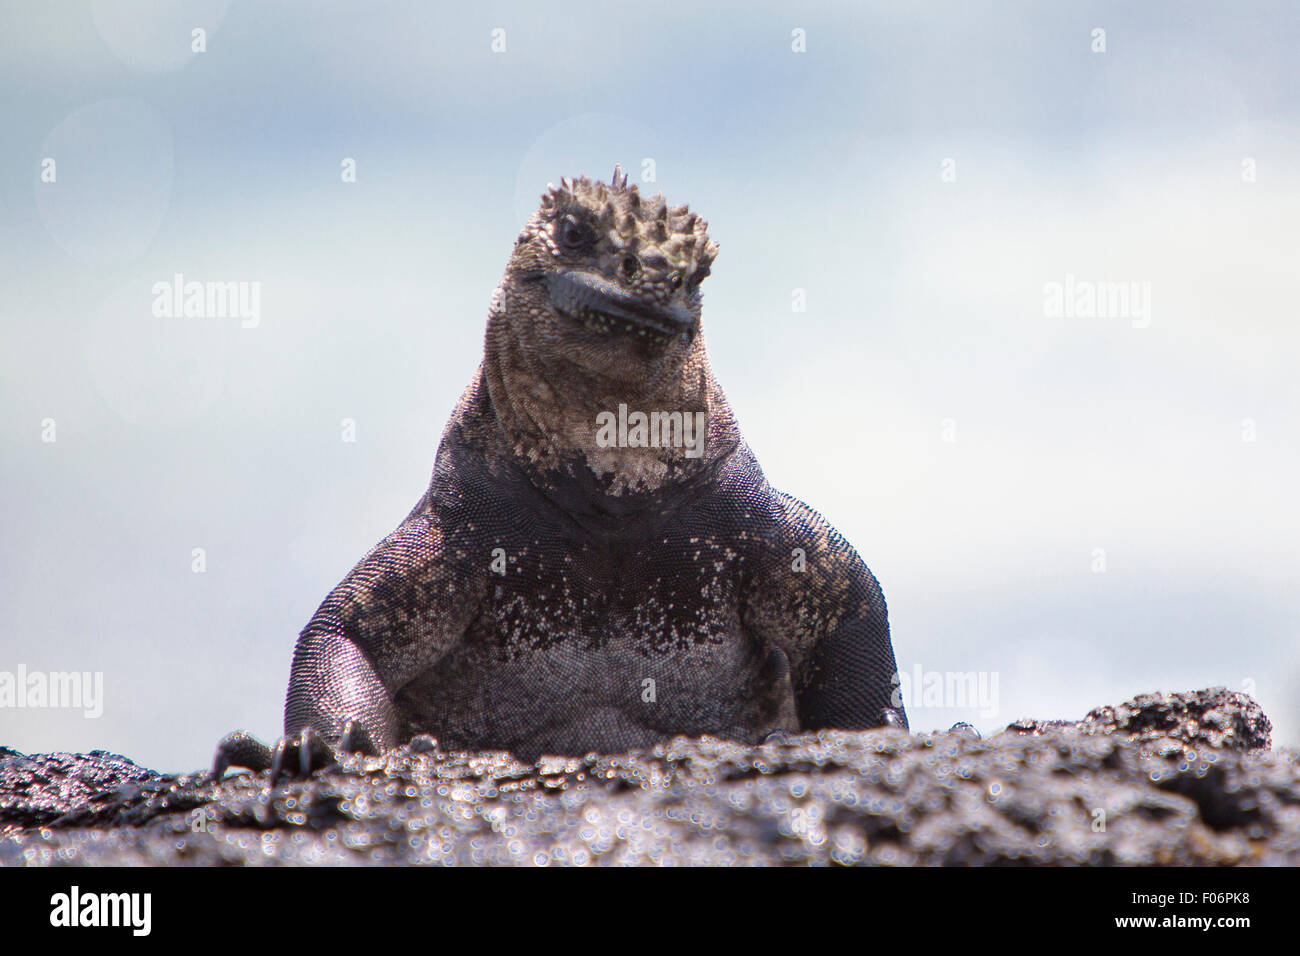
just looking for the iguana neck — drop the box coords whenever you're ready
[475,320,740,497]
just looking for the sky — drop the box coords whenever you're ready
[1,1,1297,772]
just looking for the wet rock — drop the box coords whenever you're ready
[1,687,1295,866]
[1006,687,1272,754]
[0,747,160,830]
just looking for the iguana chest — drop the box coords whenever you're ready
[395,497,795,757]
[480,525,745,653]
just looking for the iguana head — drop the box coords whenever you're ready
[493,166,719,383]
[479,167,735,489]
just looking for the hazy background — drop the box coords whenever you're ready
[2,1,1296,771]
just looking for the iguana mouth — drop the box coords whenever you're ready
[545,270,694,340]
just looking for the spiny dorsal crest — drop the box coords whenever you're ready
[536,166,718,279]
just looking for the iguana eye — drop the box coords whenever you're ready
[556,215,596,253]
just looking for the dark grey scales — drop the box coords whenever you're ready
[215,167,905,779]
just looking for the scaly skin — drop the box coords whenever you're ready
[214,167,906,780]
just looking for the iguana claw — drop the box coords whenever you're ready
[211,730,273,780]
[212,720,370,783]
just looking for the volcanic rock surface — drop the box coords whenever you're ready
[1,688,1294,866]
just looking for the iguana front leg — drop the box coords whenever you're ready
[745,492,907,733]
[212,510,483,780]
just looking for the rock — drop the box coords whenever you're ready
[0,747,160,830]
[1,687,1295,866]
[1006,687,1273,753]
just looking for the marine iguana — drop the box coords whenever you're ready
[214,167,906,780]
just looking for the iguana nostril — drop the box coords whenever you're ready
[622,255,640,280]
